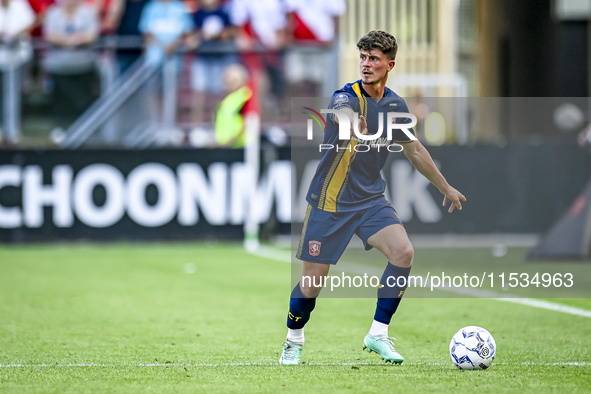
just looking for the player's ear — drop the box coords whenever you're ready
[388,60,396,71]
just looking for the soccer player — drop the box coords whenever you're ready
[280,30,466,365]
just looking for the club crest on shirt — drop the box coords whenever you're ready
[309,241,321,257]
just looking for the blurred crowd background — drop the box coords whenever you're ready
[1,0,591,149]
[0,0,347,148]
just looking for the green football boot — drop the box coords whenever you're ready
[363,334,404,364]
[279,341,303,365]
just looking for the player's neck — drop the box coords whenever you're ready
[361,78,387,101]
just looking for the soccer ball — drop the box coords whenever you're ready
[449,326,496,370]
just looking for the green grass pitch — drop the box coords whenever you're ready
[0,243,590,393]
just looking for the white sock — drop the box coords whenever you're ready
[369,320,389,337]
[286,328,305,344]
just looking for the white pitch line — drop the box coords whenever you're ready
[0,362,588,368]
[251,246,591,319]
[253,245,293,263]
[496,298,591,318]
[434,286,591,318]
[0,362,371,368]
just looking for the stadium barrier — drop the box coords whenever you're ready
[0,143,588,242]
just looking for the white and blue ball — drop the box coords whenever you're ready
[449,326,496,370]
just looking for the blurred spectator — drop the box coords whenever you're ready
[285,0,345,97]
[189,0,237,122]
[92,0,125,35]
[0,0,36,72]
[230,0,286,50]
[0,0,35,82]
[138,0,194,67]
[27,0,54,36]
[0,0,35,68]
[214,64,251,148]
[229,0,287,110]
[79,0,112,32]
[109,0,150,72]
[0,0,36,44]
[14,0,47,100]
[190,0,236,95]
[0,0,35,144]
[70,0,126,34]
[43,0,99,128]
[94,0,121,33]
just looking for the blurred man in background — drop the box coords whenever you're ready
[0,0,36,44]
[214,63,251,148]
[109,0,150,73]
[190,0,237,121]
[43,0,99,129]
[94,0,123,34]
[0,0,35,67]
[229,0,287,114]
[284,0,345,97]
[0,0,35,144]
[138,0,193,67]
[27,0,54,36]
[191,0,236,95]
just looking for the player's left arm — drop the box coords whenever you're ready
[402,140,466,213]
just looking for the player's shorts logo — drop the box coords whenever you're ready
[309,241,321,257]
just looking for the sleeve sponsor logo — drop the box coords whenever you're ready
[334,94,349,105]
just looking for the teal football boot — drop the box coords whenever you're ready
[363,334,404,364]
[279,341,303,365]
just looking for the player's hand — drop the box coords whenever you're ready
[164,42,178,56]
[442,186,466,213]
[359,115,368,135]
[351,115,369,137]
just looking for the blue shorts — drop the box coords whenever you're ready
[296,198,403,265]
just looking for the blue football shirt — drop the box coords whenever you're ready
[306,80,416,212]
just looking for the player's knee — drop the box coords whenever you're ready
[401,244,414,266]
[299,278,324,298]
[390,242,413,267]
[300,283,322,298]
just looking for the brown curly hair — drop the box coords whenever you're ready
[357,30,398,60]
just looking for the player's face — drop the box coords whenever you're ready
[359,49,395,85]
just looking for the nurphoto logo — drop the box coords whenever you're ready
[303,107,418,153]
